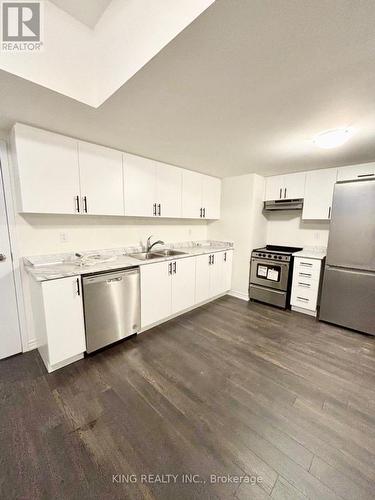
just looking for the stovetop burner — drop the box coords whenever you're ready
[255,245,303,255]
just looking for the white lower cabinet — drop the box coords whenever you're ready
[291,257,323,316]
[195,254,212,303]
[195,250,233,304]
[30,276,86,372]
[141,256,197,328]
[221,250,233,293]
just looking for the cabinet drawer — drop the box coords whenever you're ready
[294,257,321,278]
[292,277,319,293]
[291,286,318,311]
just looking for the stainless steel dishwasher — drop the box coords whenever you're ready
[82,268,140,353]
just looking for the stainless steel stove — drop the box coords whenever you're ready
[249,245,303,309]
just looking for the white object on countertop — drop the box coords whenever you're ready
[293,247,326,260]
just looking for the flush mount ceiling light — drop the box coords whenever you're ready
[314,128,353,149]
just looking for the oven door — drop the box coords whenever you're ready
[250,257,289,291]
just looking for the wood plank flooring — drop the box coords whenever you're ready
[1,296,375,499]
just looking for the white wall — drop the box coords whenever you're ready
[208,173,267,299]
[266,212,330,247]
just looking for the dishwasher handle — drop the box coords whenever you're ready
[83,268,139,285]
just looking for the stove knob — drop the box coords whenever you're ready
[268,254,271,258]
[278,256,282,259]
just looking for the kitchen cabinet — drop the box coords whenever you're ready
[124,154,182,218]
[182,170,221,219]
[264,172,305,201]
[78,141,124,216]
[30,276,86,372]
[337,163,375,182]
[141,256,196,328]
[12,123,80,214]
[291,257,323,316]
[123,153,156,217]
[155,161,182,218]
[302,168,337,220]
[195,250,231,303]
[171,257,196,314]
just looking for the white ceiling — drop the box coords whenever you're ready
[49,0,112,28]
[1,0,375,177]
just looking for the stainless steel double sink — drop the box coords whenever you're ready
[129,249,187,261]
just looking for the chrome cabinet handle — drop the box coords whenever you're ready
[83,196,88,213]
[357,173,374,178]
[279,188,282,199]
[0,254,6,261]
[158,204,161,216]
[203,208,206,218]
[212,254,215,264]
[300,262,313,267]
[200,208,203,218]
[75,195,80,213]
[328,206,331,219]
[76,278,81,296]
[297,296,309,302]
[209,255,212,265]
[168,262,172,275]
[224,252,227,262]
[298,282,310,287]
[173,261,176,274]
[299,272,312,277]
[284,188,287,198]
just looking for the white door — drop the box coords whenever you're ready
[140,261,172,328]
[283,172,306,199]
[42,277,86,366]
[0,166,22,360]
[12,123,80,214]
[78,142,124,216]
[221,250,233,292]
[337,163,375,182]
[182,170,203,219]
[155,162,182,218]
[195,253,211,303]
[202,175,221,219]
[302,168,337,220]
[171,257,196,314]
[264,175,284,201]
[124,153,156,217]
[209,252,223,297]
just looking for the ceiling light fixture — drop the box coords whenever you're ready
[314,128,353,149]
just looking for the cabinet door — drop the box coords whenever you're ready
[12,124,80,214]
[264,175,284,201]
[195,254,211,303]
[337,163,375,182]
[42,277,86,366]
[209,253,223,297]
[302,168,337,220]
[124,153,156,217]
[182,170,203,219]
[156,161,182,218]
[202,175,221,219]
[284,172,306,199]
[78,141,124,216]
[171,257,196,314]
[221,250,233,292]
[140,261,171,328]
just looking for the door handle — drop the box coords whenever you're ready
[83,196,88,213]
[0,254,6,261]
[75,195,80,213]
[173,261,176,274]
[158,204,161,216]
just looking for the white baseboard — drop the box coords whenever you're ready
[291,305,317,317]
[228,290,249,301]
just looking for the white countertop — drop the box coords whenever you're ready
[25,240,234,282]
[294,247,327,260]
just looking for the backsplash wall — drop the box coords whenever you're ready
[265,211,330,248]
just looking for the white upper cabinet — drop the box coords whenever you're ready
[78,142,124,216]
[264,172,305,201]
[123,153,156,217]
[283,172,305,199]
[12,123,80,214]
[302,168,337,220]
[202,175,221,219]
[182,170,203,218]
[155,161,182,218]
[182,170,221,219]
[337,163,375,182]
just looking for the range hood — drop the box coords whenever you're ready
[263,199,303,211]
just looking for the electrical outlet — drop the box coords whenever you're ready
[60,232,69,243]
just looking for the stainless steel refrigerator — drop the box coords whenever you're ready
[320,179,375,335]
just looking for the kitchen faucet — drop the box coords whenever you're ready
[146,235,165,253]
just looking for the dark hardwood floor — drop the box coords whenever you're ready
[1,296,375,499]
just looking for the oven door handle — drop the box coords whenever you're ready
[249,284,286,295]
[251,258,289,268]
